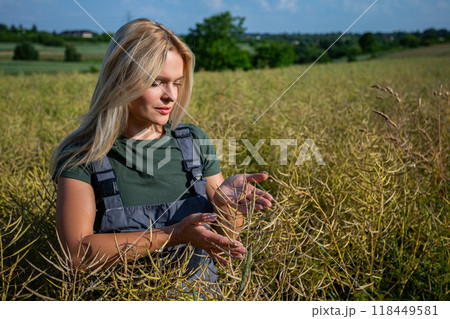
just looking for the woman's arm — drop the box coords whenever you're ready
[55,177,176,267]
[56,177,245,268]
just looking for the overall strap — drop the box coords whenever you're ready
[173,124,207,197]
[92,157,126,232]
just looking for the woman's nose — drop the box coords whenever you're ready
[162,84,177,102]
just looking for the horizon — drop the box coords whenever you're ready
[0,0,449,36]
[2,21,447,37]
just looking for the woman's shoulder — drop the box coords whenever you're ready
[181,123,212,140]
[52,144,94,184]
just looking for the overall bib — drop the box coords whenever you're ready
[91,124,219,288]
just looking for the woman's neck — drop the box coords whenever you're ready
[123,124,165,140]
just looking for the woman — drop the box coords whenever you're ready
[50,19,272,283]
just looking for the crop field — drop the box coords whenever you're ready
[0,51,448,300]
[0,42,106,74]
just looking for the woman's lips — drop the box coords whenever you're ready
[155,107,171,115]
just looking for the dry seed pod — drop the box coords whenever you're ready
[372,109,398,128]
[371,84,382,89]
[386,136,400,144]
[373,109,389,121]
[386,86,395,95]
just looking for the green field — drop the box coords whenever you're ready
[0,52,448,300]
[1,41,450,74]
[0,42,107,73]
[379,43,450,60]
[0,60,102,74]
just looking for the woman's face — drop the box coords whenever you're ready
[127,49,184,136]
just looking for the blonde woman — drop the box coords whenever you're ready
[50,19,272,284]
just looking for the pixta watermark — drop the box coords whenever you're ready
[125,138,325,175]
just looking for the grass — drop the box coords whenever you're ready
[0,54,448,300]
[379,43,450,60]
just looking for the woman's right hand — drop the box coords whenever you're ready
[172,213,246,264]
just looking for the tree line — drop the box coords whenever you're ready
[2,12,450,68]
[183,12,450,70]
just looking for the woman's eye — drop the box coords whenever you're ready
[151,81,182,88]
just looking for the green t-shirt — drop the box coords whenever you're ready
[56,123,221,207]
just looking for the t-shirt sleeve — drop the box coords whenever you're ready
[53,157,93,185]
[60,164,93,185]
[187,124,222,177]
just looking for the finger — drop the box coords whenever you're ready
[237,198,271,212]
[208,232,243,248]
[245,172,269,183]
[207,239,245,260]
[245,190,273,203]
[185,213,217,225]
[221,241,247,254]
[212,248,244,259]
[202,213,217,223]
[216,242,245,255]
[243,196,272,208]
[253,188,273,201]
[229,245,247,254]
[209,251,229,265]
[237,201,269,211]
[254,203,266,210]
[210,247,244,261]
[255,196,272,207]
[230,251,244,259]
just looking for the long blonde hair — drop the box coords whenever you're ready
[50,18,194,178]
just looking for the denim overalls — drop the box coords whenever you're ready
[91,124,219,287]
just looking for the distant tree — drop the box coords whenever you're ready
[436,28,450,41]
[318,38,337,53]
[253,40,295,68]
[37,32,65,46]
[317,50,332,63]
[31,24,38,33]
[359,32,378,53]
[346,45,362,62]
[185,11,252,71]
[13,42,39,60]
[64,44,81,62]
[421,28,439,46]
[294,43,331,64]
[328,42,348,59]
[400,34,420,48]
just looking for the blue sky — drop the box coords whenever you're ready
[1,0,449,34]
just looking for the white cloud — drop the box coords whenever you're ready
[278,0,298,12]
[203,0,223,11]
[260,0,271,11]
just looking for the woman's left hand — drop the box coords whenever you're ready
[212,173,273,214]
